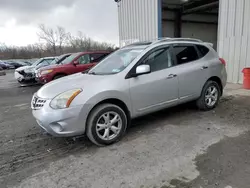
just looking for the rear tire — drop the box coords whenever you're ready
[196,80,221,111]
[86,104,127,146]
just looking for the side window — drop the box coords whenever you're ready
[78,54,90,64]
[196,45,209,57]
[90,53,108,63]
[173,45,199,65]
[142,47,173,72]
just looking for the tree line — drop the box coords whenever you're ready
[0,24,116,60]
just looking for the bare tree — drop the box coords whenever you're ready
[57,26,67,54]
[0,24,116,60]
[37,24,68,55]
[37,24,57,55]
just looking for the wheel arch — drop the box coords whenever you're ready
[207,76,223,96]
[86,98,131,126]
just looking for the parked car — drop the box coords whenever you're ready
[32,38,227,146]
[15,57,55,85]
[0,61,15,69]
[6,61,25,69]
[0,61,7,69]
[36,51,111,84]
[35,53,71,82]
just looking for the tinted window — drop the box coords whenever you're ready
[90,53,109,63]
[143,47,173,72]
[78,54,90,64]
[197,45,209,57]
[173,45,198,65]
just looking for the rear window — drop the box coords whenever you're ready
[196,45,209,57]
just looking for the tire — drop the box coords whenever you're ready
[196,80,221,111]
[86,103,128,146]
[53,74,66,80]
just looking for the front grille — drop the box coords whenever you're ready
[18,70,34,78]
[31,95,46,110]
[18,70,25,76]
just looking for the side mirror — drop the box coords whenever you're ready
[135,65,151,77]
[73,60,79,66]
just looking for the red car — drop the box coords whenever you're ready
[36,51,111,84]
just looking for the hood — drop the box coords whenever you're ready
[37,73,107,98]
[16,65,35,73]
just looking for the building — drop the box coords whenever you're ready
[116,0,250,84]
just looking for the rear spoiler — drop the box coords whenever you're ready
[204,42,214,48]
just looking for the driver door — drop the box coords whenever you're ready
[129,46,179,116]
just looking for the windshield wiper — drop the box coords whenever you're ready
[88,71,96,75]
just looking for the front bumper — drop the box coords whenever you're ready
[32,98,87,137]
[15,71,36,84]
[36,74,52,84]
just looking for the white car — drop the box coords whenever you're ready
[15,57,55,85]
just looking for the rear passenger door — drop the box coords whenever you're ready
[172,44,210,101]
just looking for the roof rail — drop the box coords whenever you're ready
[151,37,203,46]
[170,38,203,42]
[126,41,152,46]
[122,38,203,48]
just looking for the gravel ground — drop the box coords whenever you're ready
[0,72,250,188]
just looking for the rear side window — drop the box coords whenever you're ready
[196,45,209,57]
[90,53,109,63]
[173,45,199,65]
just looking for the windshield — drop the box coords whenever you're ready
[50,57,60,65]
[61,53,80,65]
[32,59,43,66]
[89,47,144,75]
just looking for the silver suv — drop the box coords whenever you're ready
[32,38,227,146]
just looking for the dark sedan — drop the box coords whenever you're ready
[0,61,15,69]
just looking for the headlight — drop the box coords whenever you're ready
[50,89,82,109]
[41,69,53,75]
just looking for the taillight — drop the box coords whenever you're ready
[219,58,226,66]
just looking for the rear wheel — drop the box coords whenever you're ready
[86,104,127,146]
[196,80,221,111]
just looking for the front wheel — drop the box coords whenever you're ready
[86,104,128,146]
[196,81,221,111]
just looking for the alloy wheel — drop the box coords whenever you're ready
[96,111,122,141]
[205,86,218,107]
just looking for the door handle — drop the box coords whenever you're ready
[201,66,208,70]
[166,74,177,79]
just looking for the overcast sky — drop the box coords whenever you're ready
[0,0,119,46]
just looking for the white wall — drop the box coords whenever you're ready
[218,0,250,84]
[162,10,218,48]
[117,0,160,47]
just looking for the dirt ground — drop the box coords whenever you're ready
[1,72,250,188]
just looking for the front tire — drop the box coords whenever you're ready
[196,80,221,111]
[86,104,128,146]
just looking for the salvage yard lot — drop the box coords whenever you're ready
[1,72,250,188]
